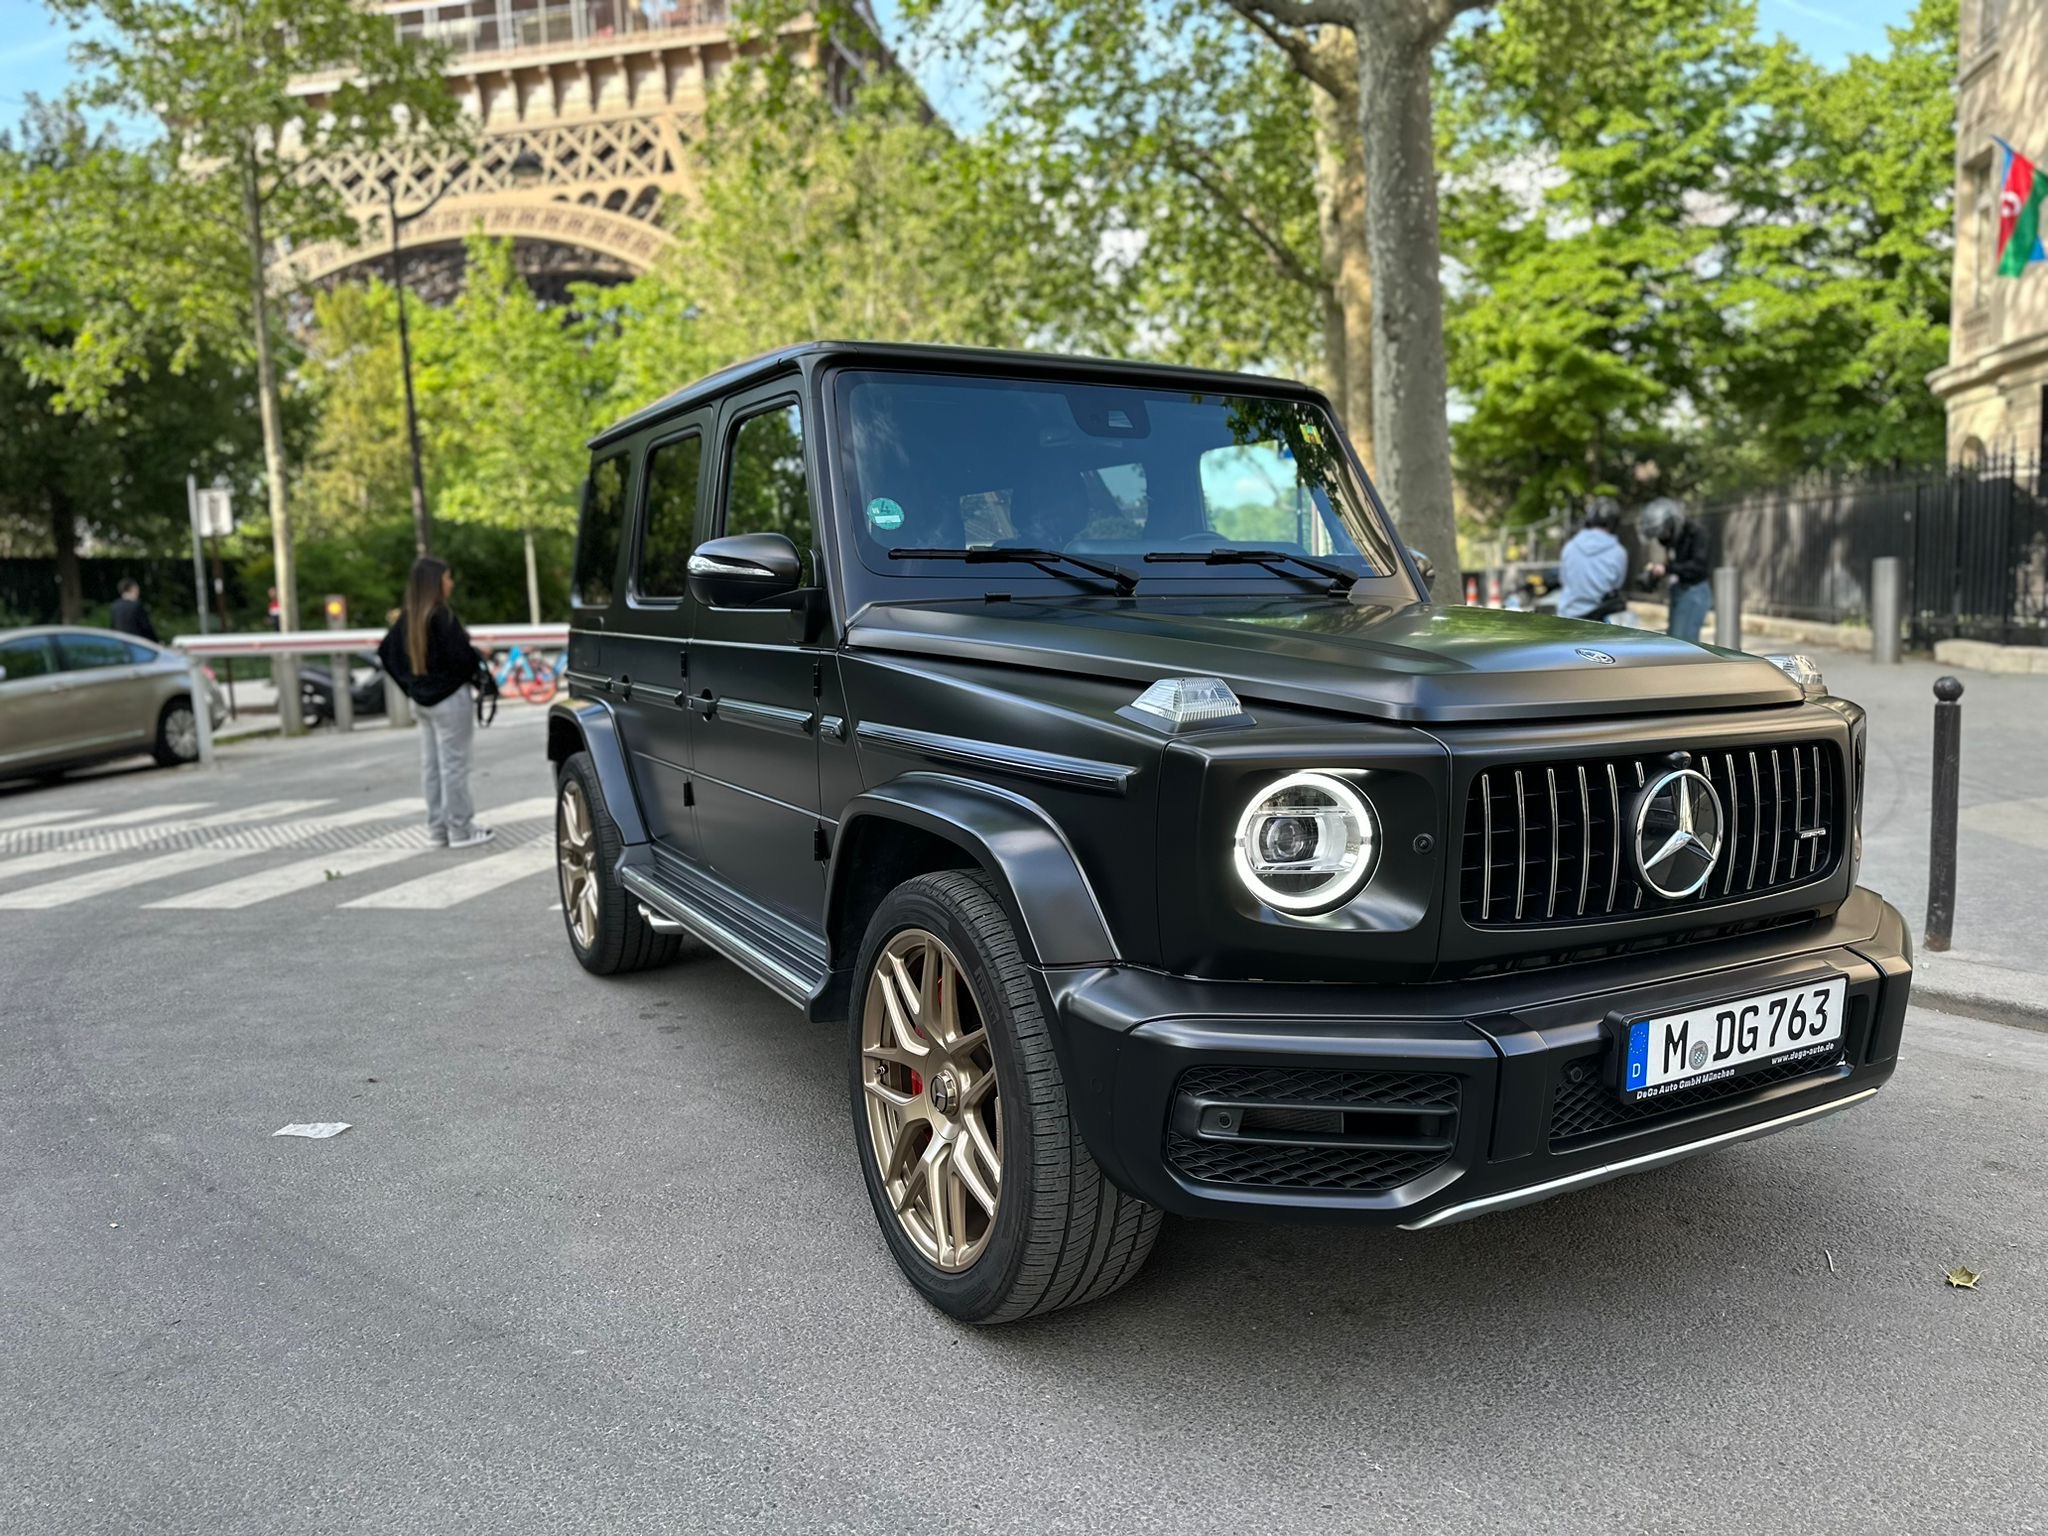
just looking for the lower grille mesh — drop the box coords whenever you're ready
[1166,1065,1459,1194]
[1549,1052,1844,1147]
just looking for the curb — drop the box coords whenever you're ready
[1911,982,2048,1035]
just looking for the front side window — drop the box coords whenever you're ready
[834,372,1407,594]
[722,402,815,566]
[636,431,703,600]
[57,633,134,671]
[574,451,629,608]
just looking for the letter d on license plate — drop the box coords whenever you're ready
[1618,977,1847,1103]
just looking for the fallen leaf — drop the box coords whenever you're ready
[1945,1266,1980,1289]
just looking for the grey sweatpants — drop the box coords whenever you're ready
[417,690,476,840]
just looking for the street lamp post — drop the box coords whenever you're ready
[382,149,547,558]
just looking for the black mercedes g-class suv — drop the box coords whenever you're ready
[547,342,1912,1323]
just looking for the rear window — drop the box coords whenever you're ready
[57,633,135,671]
[635,432,702,600]
[573,451,630,608]
[0,636,55,681]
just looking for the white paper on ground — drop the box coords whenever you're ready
[273,1122,351,1139]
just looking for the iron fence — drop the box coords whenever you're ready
[1698,460,2048,648]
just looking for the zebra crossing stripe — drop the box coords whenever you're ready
[0,801,213,838]
[0,845,270,908]
[0,807,98,833]
[339,839,555,910]
[0,800,341,883]
[146,845,427,910]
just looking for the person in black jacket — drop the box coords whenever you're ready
[109,580,159,644]
[378,557,494,849]
[1637,497,1713,643]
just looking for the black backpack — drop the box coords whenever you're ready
[472,664,500,727]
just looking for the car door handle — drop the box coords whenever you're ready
[687,692,716,717]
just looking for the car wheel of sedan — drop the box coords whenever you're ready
[849,869,1161,1323]
[556,750,678,976]
[153,697,200,766]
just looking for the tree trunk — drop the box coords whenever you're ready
[240,140,304,733]
[49,491,82,624]
[1311,32,1374,475]
[523,524,542,625]
[1355,19,1461,592]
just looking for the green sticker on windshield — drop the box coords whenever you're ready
[867,496,905,532]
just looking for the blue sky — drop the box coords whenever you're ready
[0,0,1925,129]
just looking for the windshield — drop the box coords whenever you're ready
[831,370,1410,596]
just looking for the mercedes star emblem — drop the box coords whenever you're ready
[1634,767,1725,899]
[1575,647,1617,665]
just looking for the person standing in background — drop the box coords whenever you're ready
[108,579,159,643]
[1558,498,1629,622]
[1638,497,1713,643]
[377,556,495,850]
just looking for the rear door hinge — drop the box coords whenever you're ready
[683,781,695,807]
[813,823,831,862]
[811,658,823,697]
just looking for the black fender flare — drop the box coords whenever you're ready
[546,697,648,846]
[827,773,1120,970]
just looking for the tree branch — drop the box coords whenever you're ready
[1160,139,1321,293]
[1223,0,1360,32]
[1221,0,1351,98]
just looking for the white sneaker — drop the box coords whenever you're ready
[448,826,496,850]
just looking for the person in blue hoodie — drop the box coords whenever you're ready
[1559,497,1629,622]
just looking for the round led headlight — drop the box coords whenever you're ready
[1232,771,1378,914]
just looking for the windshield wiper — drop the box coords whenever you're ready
[1143,548,1359,591]
[888,546,1140,597]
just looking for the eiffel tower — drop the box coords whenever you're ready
[282,0,861,301]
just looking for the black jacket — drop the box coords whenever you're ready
[1662,518,1712,587]
[378,606,479,707]
[110,597,158,644]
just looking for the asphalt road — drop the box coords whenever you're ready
[3,719,2044,1535]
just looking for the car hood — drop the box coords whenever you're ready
[844,596,1804,723]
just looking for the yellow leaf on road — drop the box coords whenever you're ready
[1945,1266,1981,1289]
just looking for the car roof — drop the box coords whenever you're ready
[587,341,1327,452]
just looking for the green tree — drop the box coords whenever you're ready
[41,0,462,653]
[431,238,608,622]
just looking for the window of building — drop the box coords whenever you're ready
[573,451,630,607]
[636,432,703,600]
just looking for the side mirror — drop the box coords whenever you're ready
[687,532,804,608]
[1406,547,1437,593]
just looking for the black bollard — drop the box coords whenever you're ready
[1925,675,1964,953]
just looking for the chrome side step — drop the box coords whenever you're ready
[620,863,827,1009]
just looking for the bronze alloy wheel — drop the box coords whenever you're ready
[557,776,599,949]
[859,927,1003,1271]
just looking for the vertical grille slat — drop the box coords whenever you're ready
[1461,738,1843,929]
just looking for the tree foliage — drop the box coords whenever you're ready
[1441,0,1956,526]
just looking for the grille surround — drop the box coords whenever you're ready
[1461,740,1842,929]
[1165,1065,1460,1194]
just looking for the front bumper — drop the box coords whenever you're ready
[1045,887,1912,1227]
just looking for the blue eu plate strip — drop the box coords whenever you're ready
[1625,1021,1650,1091]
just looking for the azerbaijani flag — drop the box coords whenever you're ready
[1995,138,2048,276]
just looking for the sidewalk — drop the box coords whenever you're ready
[1637,620,2048,1028]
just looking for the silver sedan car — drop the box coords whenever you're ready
[0,627,226,781]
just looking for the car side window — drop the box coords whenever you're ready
[722,402,815,571]
[635,432,703,600]
[57,633,134,671]
[0,637,55,682]
[123,641,157,663]
[573,451,630,608]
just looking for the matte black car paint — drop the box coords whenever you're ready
[550,342,1913,1228]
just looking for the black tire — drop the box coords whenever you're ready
[555,750,678,976]
[152,696,200,767]
[848,869,1161,1323]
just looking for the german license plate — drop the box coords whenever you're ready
[1618,977,1846,1103]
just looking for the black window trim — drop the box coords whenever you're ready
[572,445,634,611]
[627,421,707,609]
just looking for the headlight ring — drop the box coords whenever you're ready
[1232,770,1379,914]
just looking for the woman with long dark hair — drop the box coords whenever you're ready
[377,556,494,849]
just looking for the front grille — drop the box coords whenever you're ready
[1165,1065,1459,1194]
[1461,740,1840,927]
[1549,1051,1844,1148]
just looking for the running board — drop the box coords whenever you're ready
[619,858,829,1009]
